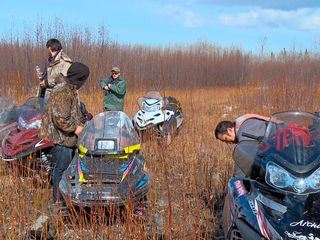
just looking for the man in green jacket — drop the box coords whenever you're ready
[99,67,127,111]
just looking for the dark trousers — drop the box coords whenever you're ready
[52,145,75,203]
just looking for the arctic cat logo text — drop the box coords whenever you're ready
[290,220,320,229]
[35,140,45,148]
[285,231,320,240]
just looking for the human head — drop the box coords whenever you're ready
[46,38,62,56]
[67,62,90,89]
[215,120,237,143]
[111,67,121,79]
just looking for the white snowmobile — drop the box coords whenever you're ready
[133,91,184,144]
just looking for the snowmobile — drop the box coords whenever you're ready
[1,97,55,173]
[2,96,93,175]
[59,111,150,207]
[132,91,184,144]
[223,111,320,239]
[0,97,20,150]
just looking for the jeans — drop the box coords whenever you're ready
[52,145,75,203]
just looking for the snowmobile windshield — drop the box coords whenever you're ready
[262,111,320,166]
[19,97,46,121]
[137,91,163,111]
[78,111,140,155]
[0,97,18,125]
[22,97,46,111]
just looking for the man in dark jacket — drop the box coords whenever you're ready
[40,63,89,205]
[99,67,127,111]
[215,114,269,177]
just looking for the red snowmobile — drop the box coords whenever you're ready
[2,96,92,176]
[1,97,54,174]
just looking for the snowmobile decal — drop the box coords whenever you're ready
[256,200,272,240]
[290,220,320,229]
[248,199,257,215]
[78,158,88,183]
[285,231,320,240]
[77,145,89,183]
[256,194,287,214]
[121,158,135,182]
[123,144,140,154]
[78,144,88,157]
[234,180,246,197]
[136,174,148,189]
[35,139,45,148]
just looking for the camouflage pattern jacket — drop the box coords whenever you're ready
[99,76,126,111]
[44,51,72,100]
[40,81,83,147]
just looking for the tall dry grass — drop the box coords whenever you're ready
[0,88,235,239]
[1,22,320,239]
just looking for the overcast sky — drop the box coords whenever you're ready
[1,0,320,53]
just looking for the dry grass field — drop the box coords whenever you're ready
[1,25,320,239]
[0,88,237,239]
[1,83,319,239]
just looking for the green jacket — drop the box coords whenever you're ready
[99,76,127,111]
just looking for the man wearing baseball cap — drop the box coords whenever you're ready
[99,66,127,111]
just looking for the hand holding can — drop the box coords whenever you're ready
[35,65,43,79]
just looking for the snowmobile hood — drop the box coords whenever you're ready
[59,152,150,207]
[227,178,320,240]
[250,181,320,239]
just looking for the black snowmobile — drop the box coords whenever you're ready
[223,111,320,239]
[59,111,150,207]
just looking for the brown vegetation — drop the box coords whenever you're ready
[1,24,320,239]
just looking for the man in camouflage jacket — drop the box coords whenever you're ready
[40,75,84,203]
[39,39,72,100]
[99,66,127,111]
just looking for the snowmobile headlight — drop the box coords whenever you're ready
[309,167,320,189]
[142,102,161,112]
[18,116,42,129]
[266,162,320,195]
[267,162,290,188]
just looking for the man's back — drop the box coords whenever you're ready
[236,118,267,142]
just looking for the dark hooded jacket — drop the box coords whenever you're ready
[40,80,83,147]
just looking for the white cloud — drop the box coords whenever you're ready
[218,8,320,31]
[300,12,320,30]
[157,4,211,28]
[193,0,320,10]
